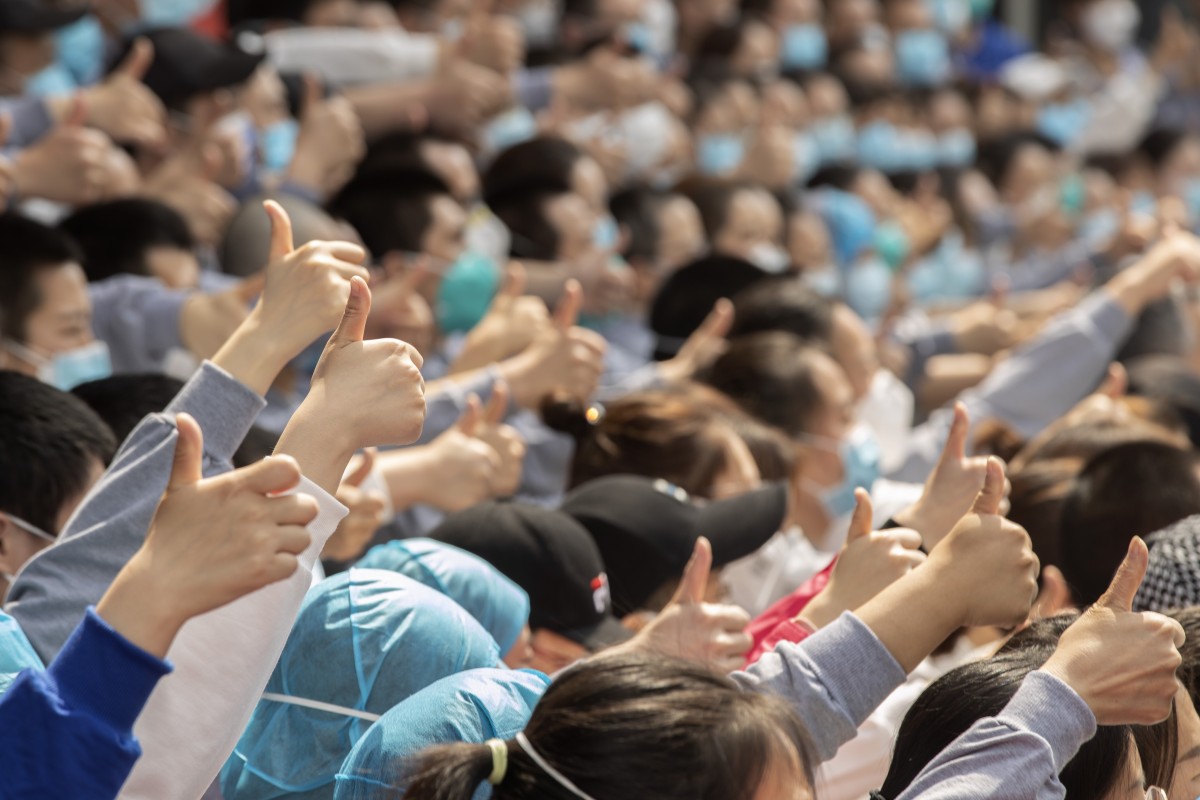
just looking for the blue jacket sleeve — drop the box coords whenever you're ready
[0,608,171,800]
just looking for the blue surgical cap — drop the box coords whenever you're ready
[332,668,550,800]
[0,612,41,697]
[356,539,530,654]
[221,569,503,800]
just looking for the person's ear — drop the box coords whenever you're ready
[1032,564,1075,619]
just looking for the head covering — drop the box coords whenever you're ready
[561,476,788,615]
[221,569,502,800]
[0,611,42,697]
[648,255,769,360]
[109,26,265,109]
[429,501,632,652]
[332,668,550,800]
[1136,515,1200,612]
[0,0,86,32]
[355,539,531,654]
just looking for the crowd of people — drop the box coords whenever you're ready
[8,0,1200,797]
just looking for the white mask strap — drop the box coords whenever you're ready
[5,514,57,544]
[259,692,382,722]
[516,731,597,800]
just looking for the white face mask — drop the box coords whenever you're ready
[1081,0,1140,52]
[512,0,560,48]
[748,243,790,274]
[856,368,915,474]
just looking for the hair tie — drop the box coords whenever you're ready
[585,403,606,425]
[486,739,509,785]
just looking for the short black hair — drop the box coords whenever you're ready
[71,373,186,444]
[0,370,116,534]
[729,278,834,342]
[609,186,672,263]
[59,199,194,283]
[328,167,453,258]
[482,136,580,209]
[0,212,83,342]
[684,179,756,240]
[975,131,1059,191]
[1137,128,1189,171]
[490,190,566,261]
[1127,355,1200,448]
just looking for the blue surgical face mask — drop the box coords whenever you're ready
[593,216,620,249]
[780,24,828,71]
[22,64,76,97]
[1036,99,1091,147]
[930,0,971,34]
[481,106,539,160]
[260,118,299,173]
[1077,206,1120,249]
[817,188,877,266]
[1182,179,1200,224]
[436,251,501,334]
[792,132,822,185]
[696,132,745,176]
[6,339,112,391]
[803,425,883,521]
[55,15,104,86]
[810,115,857,165]
[857,120,909,174]
[937,128,977,168]
[1131,190,1158,217]
[844,256,894,321]
[903,128,940,172]
[895,28,951,87]
[137,0,215,26]
[624,22,655,55]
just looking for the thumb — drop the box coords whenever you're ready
[667,536,713,606]
[969,457,1005,516]
[0,113,11,147]
[329,275,372,346]
[116,38,154,81]
[484,379,510,425]
[938,402,970,467]
[989,281,1008,310]
[1098,362,1127,399]
[686,298,734,350]
[554,279,583,331]
[1097,536,1149,612]
[457,394,483,436]
[301,73,323,120]
[200,142,223,183]
[345,447,377,487]
[62,94,87,128]
[492,261,526,311]
[264,199,295,261]
[846,488,873,543]
[167,413,205,490]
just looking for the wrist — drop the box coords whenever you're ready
[96,558,189,659]
[211,312,290,397]
[498,352,539,409]
[274,402,357,495]
[798,591,840,629]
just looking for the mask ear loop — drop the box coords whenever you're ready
[515,732,597,800]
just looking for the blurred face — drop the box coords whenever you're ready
[656,196,706,272]
[886,0,932,30]
[421,140,480,204]
[827,0,880,46]
[145,246,201,290]
[696,82,759,135]
[570,156,610,217]
[422,195,468,264]
[1161,137,1200,197]
[3,264,94,377]
[238,65,289,129]
[711,426,763,500]
[1169,685,1200,800]
[806,74,850,118]
[713,188,783,262]
[304,0,362,26]
[529,627,590,674]
[928,90,973,133]
[1003,143,1056,206]
[545,192,598,263]
[0,32,55,90]
[830,304,879,402]
[502,624,535,669]
[798,351,856,485]
[840,47,895,86]
[788,210,833,270]
[762,80,810,130]
[733,20,780,80]
[771,0,822,25]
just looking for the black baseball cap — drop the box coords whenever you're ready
[649,254,769,360]
[428,501,632,651]
[560,475,788,616]
[108,27,265,110]
[0,0,88,32]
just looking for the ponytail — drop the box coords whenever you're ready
[540,391,602,444]
[402,742,497,800]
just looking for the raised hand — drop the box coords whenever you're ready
[95,413,317,658]
[366,256,436,356]
[142,142,237,245]
[286,76,366,198]
[12,98,126,205]
[621,538,752,673]
[401,395,504,512]
[81,38,167,149]
[802,489,926,628]
[472,381,527,497]
[427,59,511,136]
[460,0,526,74]
[450,262,551,374]
[923,458,1039,629]
[276,277,427,494]
[1041,538,1184,725]
[325,448,387,564]
[894,403,997,550]
[500,280,607,409]
[658,299,734,385]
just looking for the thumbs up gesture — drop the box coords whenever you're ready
[81,38,167,149]
[11,96,126,205]
[324,448,388,564]
[802,490,927,629]
[1041,538,1185,725]
[286,75,365,198]
[450,262,553,375]
[923,458,1040,629]
[625,538,753,673]
[96,413,318,658]
[459,0,526,74]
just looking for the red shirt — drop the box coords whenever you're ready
[743,557,837,668]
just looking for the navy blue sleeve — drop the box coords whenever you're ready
[0,608,171,800]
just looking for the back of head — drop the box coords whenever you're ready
[403,652,815,800]
[729,277,835,342]
[1061,441,1200,605]
[329,168,453,260]
[223,569,501,800]
[0,212,82,343]
[0,371,115,534]
[1127,355,1200,449]
[482,136,580,208]
[223,195,348,278]
[649,255,769,359]
[59,199,194,284]
[72,373,186,444]
[1006,457,1081,571]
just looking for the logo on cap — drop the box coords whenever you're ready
[590,573,612,613]
[652,479,690,503]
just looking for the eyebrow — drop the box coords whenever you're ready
[1182,744,1200,761]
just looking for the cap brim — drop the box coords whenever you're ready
[559,613,633,652]
[195,49,266,94]
[3,4,87,32]
[696,482,788,566]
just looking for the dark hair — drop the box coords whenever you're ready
[730,277,835,342]
[609,186,671,263]
[490,190,566,261]
[402,653,816,800]
[1168,607,1200,709]
[71,373,187,444]
[1127,355,1200,448]
[882,619,1175,799]
[0,212,83,342]
[59,199,194,284]
[975,131,1059,191]
[329,167,454,258]
[227,0,319,25]
[697,332,831,438]
[1006,457,1081,571]
[543,388,737,497]
[482,136,581,209]
[684,179,757,240]
[0,371,116,534]
[1137,128,1190,172]
[1060,441,1200,605]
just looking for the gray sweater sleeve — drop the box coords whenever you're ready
[889,291,1133,483]
[894,671,1096,800]
[731,613,907,761]
[4,362,265,662]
